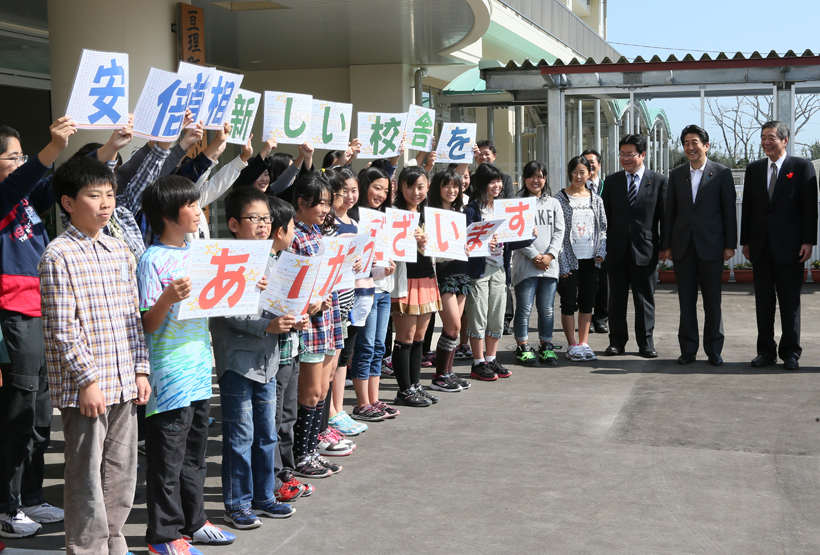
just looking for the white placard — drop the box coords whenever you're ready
[260,251,322,317]
[65,49,129,129]
[309,236,352,303]
[493,196,536,243]
[386,207,420,263]
[406,104,436,152]
[263,91,313,145]
[358,112,408,159]
[226,89,261,145]
[358,207,389,270]
[423,207,467,261]
[201,69,244,130]
[309,99,353,150]
[435,122,477,164]
[466,219,505,258]
[177,62,215,127]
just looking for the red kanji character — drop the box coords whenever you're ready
[505,201,528,237]
[391,216,412,258]
[317,243,346,297]
[199,249,250,309]
[466,223,495,252]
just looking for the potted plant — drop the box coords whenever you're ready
[722,262,730,284]
[657,261,675,283]
[811,260,820,283]
[733,261,753,283]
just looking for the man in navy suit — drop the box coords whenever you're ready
[663,125,737,366]
[740,121,817,370]
[601,135,667,357]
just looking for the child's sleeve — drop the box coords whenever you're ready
[118,144,170,216]
[0,156,51,218]
[269,163,299,197]
[126,257,150,374]
[136,255,164,311]
[39,252,100,387]
[115,144,151,194]
[225,315,273,339]
[198,155,247,207]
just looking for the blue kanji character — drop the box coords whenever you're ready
[87,59,126,124]
[152,79,190,138]
[187,72,210,124]
[206,76,235,126]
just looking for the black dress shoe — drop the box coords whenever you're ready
[638,348,658,358]
[750,356,776,368]
[594,323,609,334]
[784,357,799,370]
[502,324,513,336]
[707,354,723,366]
[604,345,624,356]
[677,354,696,365]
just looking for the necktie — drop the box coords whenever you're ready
[627,173,638,207]
[768,163,778,200]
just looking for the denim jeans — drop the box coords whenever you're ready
[513,276,558,343]
[352,291,391,380]
[219,371,277,512]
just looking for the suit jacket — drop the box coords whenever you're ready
[663,160,737,261]
[601,168,667,266]
[740,155,818,263]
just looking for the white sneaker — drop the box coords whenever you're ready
[581,343,598,360]
[0,510,42,538]
[20,502,64,524]
[566,344,587,362]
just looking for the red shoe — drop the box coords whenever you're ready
[275,481,304,502]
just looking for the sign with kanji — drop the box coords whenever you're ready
[493,197,536,243]
[65,49,129,129]
[423,207,467,261]
[199,70,243,130]
[435,122,477,164]
[263,91,312,145]
[133,68,194,141]
[261,251,322,317]
[309,99,352,150]
[177,239,272,320]
[309,237,352,303]
[466,219,505,258]
[177,3,204,65]
[337,232,372,291]
[386,208,420,263]
[358,207,389,271]
[226,89,261,145]
[406,104,435,152]
[358,112,408,159]
[177,62,214,127]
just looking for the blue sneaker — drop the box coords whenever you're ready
[149,538,204,555]
[253,500,295,519]
[224,508,262,530]
[184,521,235,545]
[327,411,367,436]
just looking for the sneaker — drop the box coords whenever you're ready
[421,351,436,367]
[490,359,512,378]
[275,481,304,503]
[446,372,471,390]
[293,455,333,479]
[20,503,64,524]
[253,500,295,519]
[328,411,367,436]
[341,411,368,434]
[0,510,41,538]
[470,361,497,381]
[317,430,354,456]
[149,538,204,554]
[284,475,314,498]
[537,343,559,366]
[351,403,387,422]
[313,452,342,474]
[394,388,432,407]
[373,400,400,418]
[325,427,357,450]
[566,344,586,362]
[185,521,236,545]
[429,373,462,392]
[581,343,598,360]
[137,439,146,455]
[381,356,394,377]
[344,378,353,387]
[515,344,538,366]
[414,384,439,404]
[455,343,472,359]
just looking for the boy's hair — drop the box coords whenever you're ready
[393,166,429,211]
[427,167,463,211]
[52,156,116,217]
[619,134,647,154]
[141,175,201,236]
[291,171,332,213]
[72,142,103,158]
[224,187,271,238]
[269,196,295,235]
[356,166,391,211]
[581,149,601,164]
[521,160,550,198]
[0,125,21,155]
[469,163,504,206]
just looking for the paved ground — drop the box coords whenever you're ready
[6,283,820,555]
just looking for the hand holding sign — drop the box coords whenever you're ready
[465,219,505,258]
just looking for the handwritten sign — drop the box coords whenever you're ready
[309,99,353,150]
[177,240,272,320]
[358,112,408,159]
[201,70,243,130]
[177,62,214,127]
[133,68,194,141]
[261,251,322,317]
[227,89,261,145]
[386,208,420,263]
[263,91,312,145]
[65,49,129,129]
[337,232,372,290]
[406,104,435,152]
[435,122,477,164]
[358,207,389,271]
[309,237,352,304]
[466,219,505,258]
[423,207,466,261]
[493,197,536,243]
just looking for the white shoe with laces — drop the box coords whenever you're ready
[581,343,598,360]
[0,510,42,538]
[20,503,64,524]
[566,344,587,362]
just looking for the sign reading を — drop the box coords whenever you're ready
[435,122,477,164]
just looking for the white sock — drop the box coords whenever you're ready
[473,358,485,365]
[486,355,496,363]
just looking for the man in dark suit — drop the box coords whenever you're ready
[583,149,609,333]
[601,134,667,357]
[663,125,737,366]
[740,121,817,370]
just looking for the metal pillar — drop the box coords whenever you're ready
[547,87,565,191]
[700,89,705,128]
[629,91,635,134]
[577,99,584,155]
[487,106,494,143]
[594,99,601,153]
[514,105,523,184]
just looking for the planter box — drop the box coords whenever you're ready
[722,270,730,283]
[658,271,675,284]
[734,269,753,283]
[812,269,820,283]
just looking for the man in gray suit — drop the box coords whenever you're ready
[663,125,737,366]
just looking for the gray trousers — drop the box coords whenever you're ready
[62,401,137,555]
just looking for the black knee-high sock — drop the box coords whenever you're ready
[320,386,331,430]
[410,340,424,386]
[435,332,458,377]
[392,341,412,392]
[294,403,316,461]
[310,399,325,453]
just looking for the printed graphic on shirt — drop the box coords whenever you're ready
[569,196,595,259]
[0,199,39,244]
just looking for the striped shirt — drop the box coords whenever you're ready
[39,224,149,409]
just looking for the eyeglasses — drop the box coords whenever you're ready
[239,215,273,224]
[0,154,27,165]
[619,152,640,159]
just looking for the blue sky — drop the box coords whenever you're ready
[606,1,820,155]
